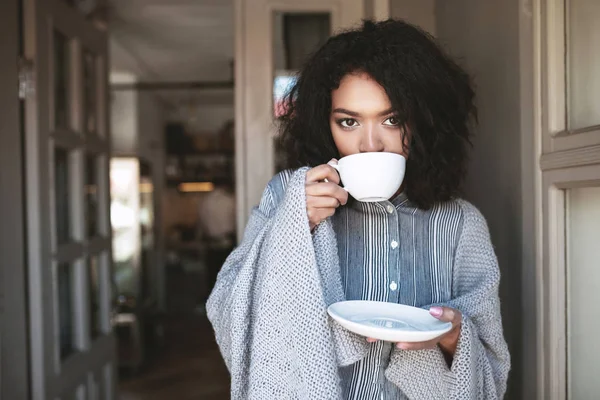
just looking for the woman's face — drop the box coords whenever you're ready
[330,72,407,158]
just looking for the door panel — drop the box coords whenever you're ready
[23,0,115,398]
[537,1,600,398]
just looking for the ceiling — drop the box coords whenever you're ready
[109,0,234,82]
[108,0,235,113]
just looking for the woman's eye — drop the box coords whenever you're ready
[339,118,359,128]
[383,116,400,126]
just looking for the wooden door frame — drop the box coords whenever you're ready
[0,0,30,399]
[370,0,390,20]
[233,0,365,238]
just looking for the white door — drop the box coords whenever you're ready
[23,0,115,398]
[535,0,600,398]
[234,0,365,235]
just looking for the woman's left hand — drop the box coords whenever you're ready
[367,306,462,358]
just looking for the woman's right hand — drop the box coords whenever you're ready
[305,162,348,231]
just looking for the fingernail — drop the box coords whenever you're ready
[430,306,443,317]
[396,343,408,349]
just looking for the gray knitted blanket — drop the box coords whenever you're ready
[207,168,510,399]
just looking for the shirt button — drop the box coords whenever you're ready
[391,240,398,249]
[390,281,398,291]
[386,205,395,214]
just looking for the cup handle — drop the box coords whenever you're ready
[325,161,346,191]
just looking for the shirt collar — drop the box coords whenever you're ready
[390,191,414,208]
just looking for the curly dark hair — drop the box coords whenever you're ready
[277,19,476,209]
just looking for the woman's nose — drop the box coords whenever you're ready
[359,126,384,153]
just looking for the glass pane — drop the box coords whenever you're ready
[58,262,75,359]
[89,373,101,400]
[140,163,155,302]
[110,158,140,299]
[103,363,113,400]
[568,0,600,130]
[83,50,97,135]
[86,155,99,237]
[567,186,600,398]
[76,384,86,400]
[89,256,101,338]
[55,148,71,244]
[97,371,106,400]
[54,31,71,129]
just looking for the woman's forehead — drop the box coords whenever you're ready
[331,73,392,115]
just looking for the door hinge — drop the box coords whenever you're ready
[18,56,35,100]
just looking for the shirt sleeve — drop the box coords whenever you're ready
[384,201,511,399]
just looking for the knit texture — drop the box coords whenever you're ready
[207,168,368,399]
[207,169,510,399]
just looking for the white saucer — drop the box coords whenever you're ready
[327,300,452,343]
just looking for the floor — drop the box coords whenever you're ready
[119,267,230,400]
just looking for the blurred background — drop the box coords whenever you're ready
[1,0,600,399]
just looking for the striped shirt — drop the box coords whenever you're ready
[265,171,464,399]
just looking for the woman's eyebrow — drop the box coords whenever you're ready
[377,108,395,116]
[332,108,395,117]
[332,108,360,117]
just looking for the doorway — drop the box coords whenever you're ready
[107,1,235,397]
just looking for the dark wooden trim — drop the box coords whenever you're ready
[0,0,30,398]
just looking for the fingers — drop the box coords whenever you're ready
[367,338,439,351]
[305,162,346,230]
[429,306,462,328]
[306,182,348,206]
[395,339,439,351]
[392,307,462,351]
[306,163,340,185]
[306,195,342,209]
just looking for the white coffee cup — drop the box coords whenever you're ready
[329,152,406,202]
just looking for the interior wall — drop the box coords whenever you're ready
[0,0,29,397]
[390,0,436,35]
[435,1,523,398]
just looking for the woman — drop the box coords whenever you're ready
[209,19,510,400]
